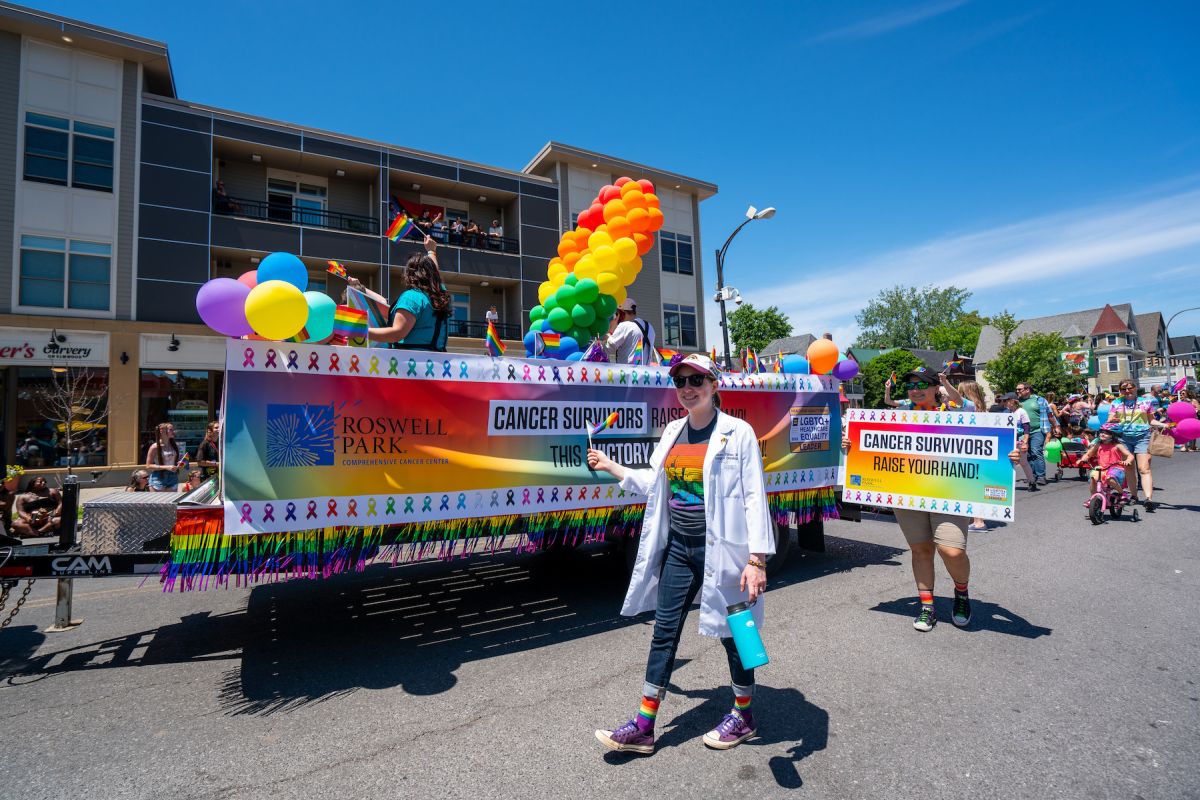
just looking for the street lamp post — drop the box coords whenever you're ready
[713,206,775,369]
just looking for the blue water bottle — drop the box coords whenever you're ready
[727,601,769,670]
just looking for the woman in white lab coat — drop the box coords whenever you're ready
[587,353,774,755]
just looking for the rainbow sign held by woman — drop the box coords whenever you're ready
[842,408,1018,520]
[166,340,844,585]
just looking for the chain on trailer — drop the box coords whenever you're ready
[0,577,36,630]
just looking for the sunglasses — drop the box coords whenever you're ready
[904,381,932,391]
[672,374,710,388]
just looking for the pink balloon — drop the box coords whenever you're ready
[1172,417,1200,443]
[237,270,258,290]
[196,278,253,337]
[1167,400,1197,424]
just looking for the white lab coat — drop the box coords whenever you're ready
[619,411,775,638]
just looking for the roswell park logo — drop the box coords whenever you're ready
[265,403,447,468]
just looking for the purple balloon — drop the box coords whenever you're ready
[1166,400,1197,424]
[1172,417,1200,443]
[196,278,252,337]
[831,359,859,381]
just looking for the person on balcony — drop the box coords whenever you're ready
[449,217,465,246]
[431,212,446,243]
[488,218,504,249]
[465,220,481,248]
[416,209,433,235]
[212,181,240,214]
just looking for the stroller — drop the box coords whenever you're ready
[1054,436,1091,481]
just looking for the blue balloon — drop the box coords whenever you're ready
[1097,408,1110,424]
[558,336,579,356]
[781,354,809,374]
[257,252,308,291]
[523,331,536,353]
[566,352,584,361]
[1087,415,1102,431]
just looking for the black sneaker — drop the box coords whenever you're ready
[952,591,972,627]
[1028,483,1040,492]
[1144,500,1157,513]
[913,605,937,632]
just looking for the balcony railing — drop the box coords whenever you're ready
[215,195,379,235]
[422,226,519,255]
[447,319,522,340]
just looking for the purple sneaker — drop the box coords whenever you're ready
[703,710,757,750]
[595,719,655,755]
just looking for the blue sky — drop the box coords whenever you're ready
[37,0,1200,346]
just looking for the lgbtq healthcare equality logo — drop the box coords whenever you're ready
[266,403,336,468]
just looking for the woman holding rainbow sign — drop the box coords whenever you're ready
[587,353,774,754]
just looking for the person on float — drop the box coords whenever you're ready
[587,353,773,754]
[349,235,451,352]
[605,298,657,364]
[11,475,62,538]
[847,369,1021,632]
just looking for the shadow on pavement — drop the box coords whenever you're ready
[869,596,1053,638]
[603,684,829,788]
[0,531,906,716]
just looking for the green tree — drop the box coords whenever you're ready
[990,310,1020,347]
[853,285,973,349]
[928,310,988,356]
[984,331,1084,397]
[861,349,925,408]
[728,303,793,354]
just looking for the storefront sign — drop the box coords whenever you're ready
[843,408,1017,520]
[0,328,109,367]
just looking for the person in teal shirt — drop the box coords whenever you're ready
[361,236,451,351]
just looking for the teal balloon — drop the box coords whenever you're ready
[547,307,572,333]
[258,252,308,291]
[544,295,559,312]
[571,304,596,327]
[556,285,577,310]
[596,294,617,319]
[529,305,546,323]
[574,278,599,304]
[564,273,579,287]
[302,291,336,341]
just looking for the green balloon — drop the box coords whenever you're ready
[547,307,572,333]
[556,285,577,310]
[596,294,617,319]
[574,278,599,304]
[544,295,559,312]
[564,273,579,287]
[591,316,609,336]
[571,303,596,327]
[570,325,590,344]
[529,305,546,323]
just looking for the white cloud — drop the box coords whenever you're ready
[810,0,969,43]
[717,180,1200,349]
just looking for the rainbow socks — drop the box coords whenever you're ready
[635,696,660,734]
[919,589,934,607]
[954,581,968,595]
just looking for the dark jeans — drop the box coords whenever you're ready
[1028,430,1046,479]
[643,530,754,697]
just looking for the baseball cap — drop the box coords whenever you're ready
[901,366,935,383]
[668,353,721,379]
[617,298,637,312]
[998,391,1018,401]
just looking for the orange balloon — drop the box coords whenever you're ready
[644,193,661,209]
[646,207,665,232]
[607,216,632,240]
[627,207,650,233]
[622,190,647,211]
[602,199,628,223]
[633,232,653,256]
[806,339,840,375]
[556,239,577,258]
[563,251,581,268]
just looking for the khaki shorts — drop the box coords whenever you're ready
[893,509,968,550]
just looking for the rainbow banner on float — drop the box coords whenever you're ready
[842,408,1017,521]
[167,340,842,586]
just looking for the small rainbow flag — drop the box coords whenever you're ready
[485,320,506,357]
[333,305,368,341]
[631,338,645,365]
[589,410,621,436]
[773,351,783,373]
[943,359,963,372]
[890,371,897,385]
[710,346,719,363]
[540,331,562,351]
[657,347,679,363]
[326,260,348,279]
[385,212,415,242]
[744,347,760,373]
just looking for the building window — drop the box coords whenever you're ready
[22,113,114,192]
[1106,355,1119,372]
[11,367,109,467]
[18,235,111,312]
[138,370,223,463]
[1106,334,1117,346]
[660,232,693,275]
[664,303,698,348]
[267,175,327,226]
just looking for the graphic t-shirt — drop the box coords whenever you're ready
[1108,397,1154,432]
[664,414,718,537]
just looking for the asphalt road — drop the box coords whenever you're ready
[2,455,1198,800]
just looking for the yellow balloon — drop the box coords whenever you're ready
[627,256,643,274]
[538,281,555,303]
[245,280,307,341]
[587,230,614,251]
[551,270,567,287]
[548,261,567,280]
[597,271,621,296]
[574,253,598,281]
[618,262,637,286]
[613,237,638,264]
[593,244,618,272]
[612,285,627,306]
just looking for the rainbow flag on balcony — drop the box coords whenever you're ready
[385,211,415,242]
[485,320,506,357]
